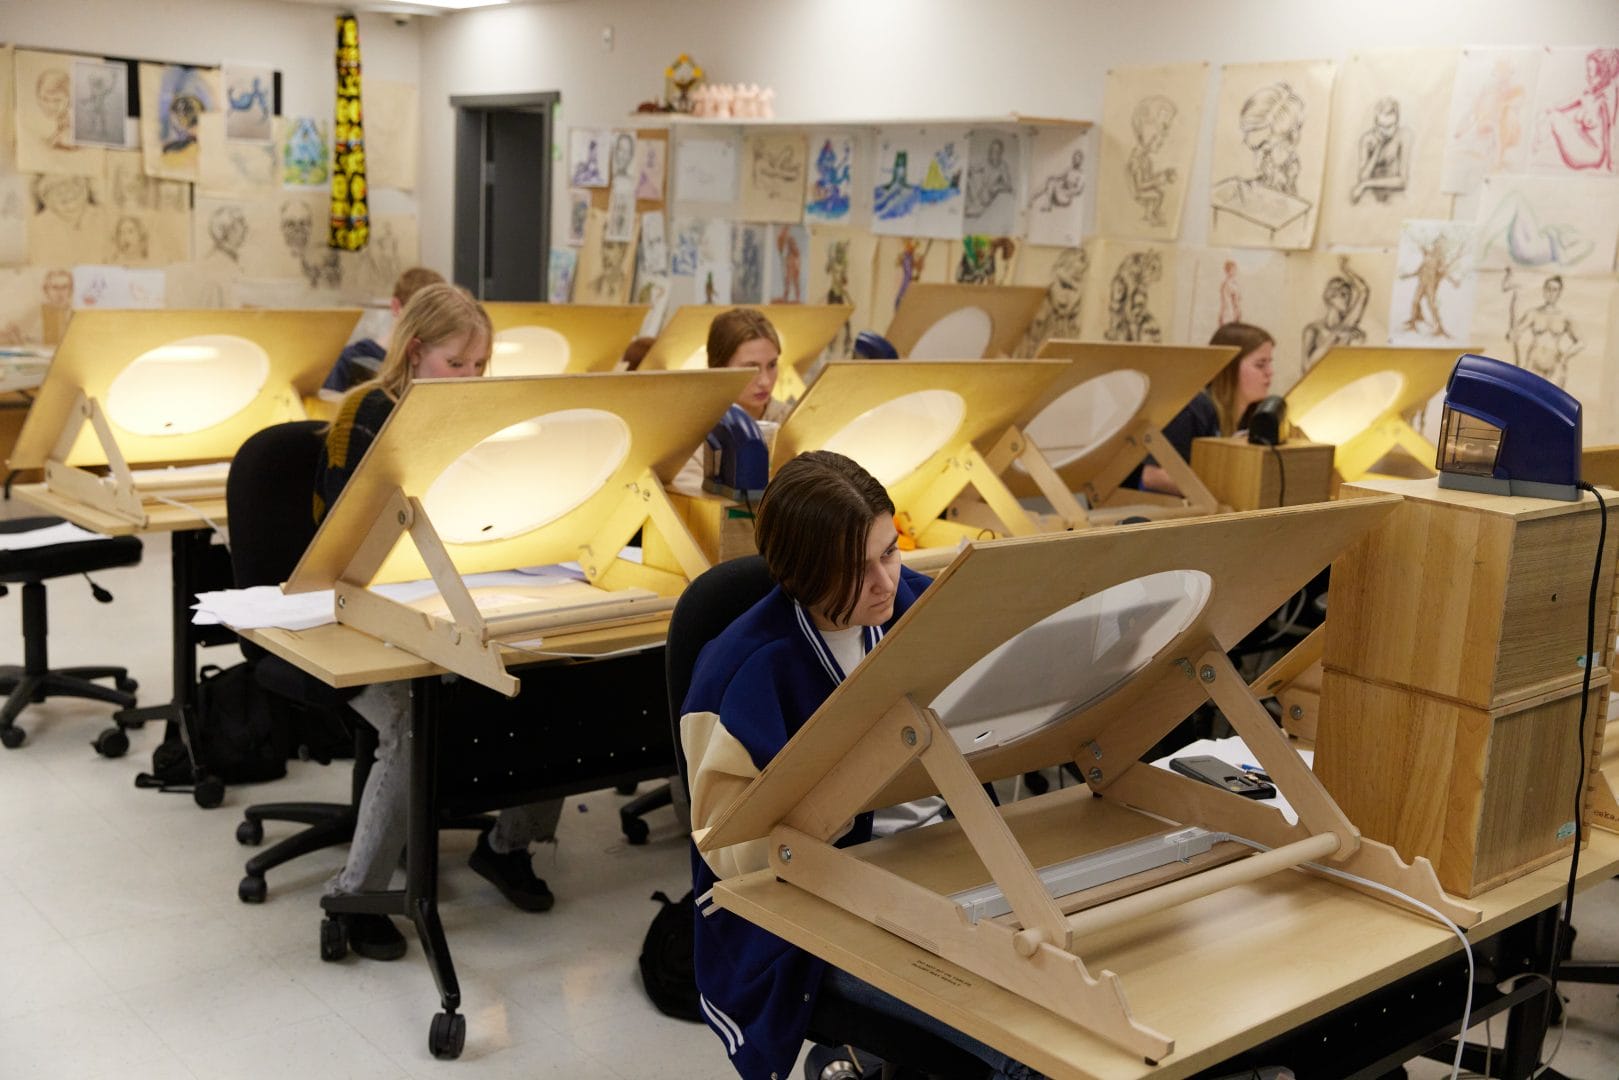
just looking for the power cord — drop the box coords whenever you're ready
[1269,444,1287,507]
[1545,483,1608,1031]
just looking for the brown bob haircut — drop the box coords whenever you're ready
[755,451,894,627]
[706,307,781,368]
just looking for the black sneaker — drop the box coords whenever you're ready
[468,832,555,912]
[346,913,407,961]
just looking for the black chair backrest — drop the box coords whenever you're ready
[664,554,774,787]
[225,420,328,589]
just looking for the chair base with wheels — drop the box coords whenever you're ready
[0,517,142,752]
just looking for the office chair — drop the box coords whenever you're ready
[227,421,491,903]
[665,556,990,1080]
[0,515,142,752]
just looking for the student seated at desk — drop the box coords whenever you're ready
[681,451,1043,1080]
[322,266,445,393]
[1136,321,1275,496]
[317,283,564,961]
[672,308,792,496]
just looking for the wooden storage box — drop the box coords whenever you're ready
[1315,670,1607,896]
[1326,477,1616,710]
[1190,436,1335,510]
[663,490,758,565]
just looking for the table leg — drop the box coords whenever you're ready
[409,674,465,1059]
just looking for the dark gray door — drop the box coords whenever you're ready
[451,93,558,301]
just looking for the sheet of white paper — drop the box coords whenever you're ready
[0,520,111,550]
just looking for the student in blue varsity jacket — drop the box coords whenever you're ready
[680,450,1043,1080]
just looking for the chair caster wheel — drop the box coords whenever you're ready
[0,726,24,749]
[116,676,138,693]
[1022,770,1050,796]
[238,875,267,903]
[92,727,129,758]
[193,776,225,809]
[428,1010,466,1059]
[621,815,649,845]
[236,819,264,846]
[320,916,348,961]
[615,781,638,795]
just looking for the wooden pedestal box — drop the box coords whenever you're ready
[663,490,758,565]
[1327,477,1617,710]
[1315,671,1607,897]
[1190,436,1335,510]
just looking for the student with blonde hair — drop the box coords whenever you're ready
[316,282,563,960]
[1137,321,1275,496]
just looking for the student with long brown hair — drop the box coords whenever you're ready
[681,451,1042,1080]
[1138,321,1275,495]
[673,307,792,494]
[316,283,563,960]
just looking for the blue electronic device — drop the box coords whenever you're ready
[702,405,770,500]
[852,331,898,360]
[1436,353,1582,501]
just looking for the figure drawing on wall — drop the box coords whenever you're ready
[894,237,935,311]
[1502,270,1582,387]
[1028,148,1086,212]
[1301,255,1370,371]
[1219,260,1242,324]
[874,145,961,222]
[823,239,853,355]
[1540,47,1619,173]
[1211,82,1312,236]
[1352,97,1411,203]
[957,236,1016,285]
[773,225,803,303]
[1102,251,1164,343]
[733,226,764,304]
[965,136,1015,221]
[1016,246,1089,357]
[1399,233,1465,337]
[806,137,852,221]
[1127,96,1178,225]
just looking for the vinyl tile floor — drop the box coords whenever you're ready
[0,528,1615,1080]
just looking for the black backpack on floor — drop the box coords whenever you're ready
[639,889,702,1023]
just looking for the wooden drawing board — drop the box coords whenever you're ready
[286,369,748,694]
[773,359,1068,546]
[1009,342,1236,520]
[1285,346,1458,482]
[638,303,851,402]
[11,308,359,471]
[699,500,1478,1060]
[884,284,1047,359]
[484,303,649,375]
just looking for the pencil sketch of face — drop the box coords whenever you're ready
[43,270,74,309]
[611,133,635,179]
[155,182,189,213]
[280,200,313,253]
[34,175,93,225]
[987,138,1005,166]
[210,206,248,259]
[36,70,70,122]
[112,168,152,211]
[114,215,149,260]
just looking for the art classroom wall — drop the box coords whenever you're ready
[1,0,422,338]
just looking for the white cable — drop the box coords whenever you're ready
[150,493,230,549]
[1224,834,1475,1080]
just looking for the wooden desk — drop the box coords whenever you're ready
[717,791,1619,1079]
[13,481,227,536]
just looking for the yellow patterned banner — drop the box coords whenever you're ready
[329,13,368,250]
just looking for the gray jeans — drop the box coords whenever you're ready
[325,680,564,897]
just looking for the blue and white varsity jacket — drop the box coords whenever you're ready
[680,566,932,1080]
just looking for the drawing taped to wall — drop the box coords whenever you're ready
[871,236,947,322]
[694,219,732,306]
[223,64,274,143]
[964,131,1020,237]
[1180,247,1288,355]
[1097,64,1207,241]
[16,50,105,177]
[1208,60,1335,249]
[609,131,637,184]
[199,113,277,199]
[27,174,105,267]
[1474,174,1619,273]
[566,189,590,248]
[139,62,218,182]
[1320,51,1457,247]
[871,130,964,239]
[673,135,739,204]
[731,223,767,304]
[1282,249,1397,376]
[1442,48,1540,194]
[741,133,807,223]
[769,224,808,303]
[805,134,854,224]
[809,227,876,361]
[1025,127,1091,247]
[1528,46,1619,175]
[956,236,1018,286]
[71,58,128,149]
[1084,240,1174,344]
[606,178,637,244]
[638,210,669,283]
[570,129,610,188]
[548,247,578,303]
[635,138,667,201]
[670,217,702,277]
[1014,245,1088,357]
[1389,220,1476,348]
[280,116,328,188]
[1474,269,1615,439]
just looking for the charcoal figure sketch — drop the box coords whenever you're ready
[1301,256,1370,371]
[751,138,803,199]
[73,60,127,148]
[1352,97,1411,203]
[1503,270,1582,387]
[1398,233,1464,337]
[823,239,853,356]
[733,226,764,304]
[965,136,1015,221]
[1016,246,1088,357]
[1102,250,1164,343]
[1210,82,1312,236]
[1028,148,1086,211]
[1127,96,1178,225]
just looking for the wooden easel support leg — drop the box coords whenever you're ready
[984,426,1090,530]
[1139,430,1217,514]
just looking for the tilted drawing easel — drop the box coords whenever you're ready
[284,369,750,695]
[700,500,1480,1062]
[638,303,851,403]
[1000,341,1236,526]
[484,302,650,375]
[883,283,1048,359]
[772,359,1070,551]
[1285,345,1459,483]
[8,308,359,527]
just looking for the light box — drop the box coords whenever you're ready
[483,302,649,376]
[1284,345,1458,483]
[638,303,851,402]
[285,369,750,693]
[701,499,1479,1062]
[884,283,1047,359]
[773,359,1068,548]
